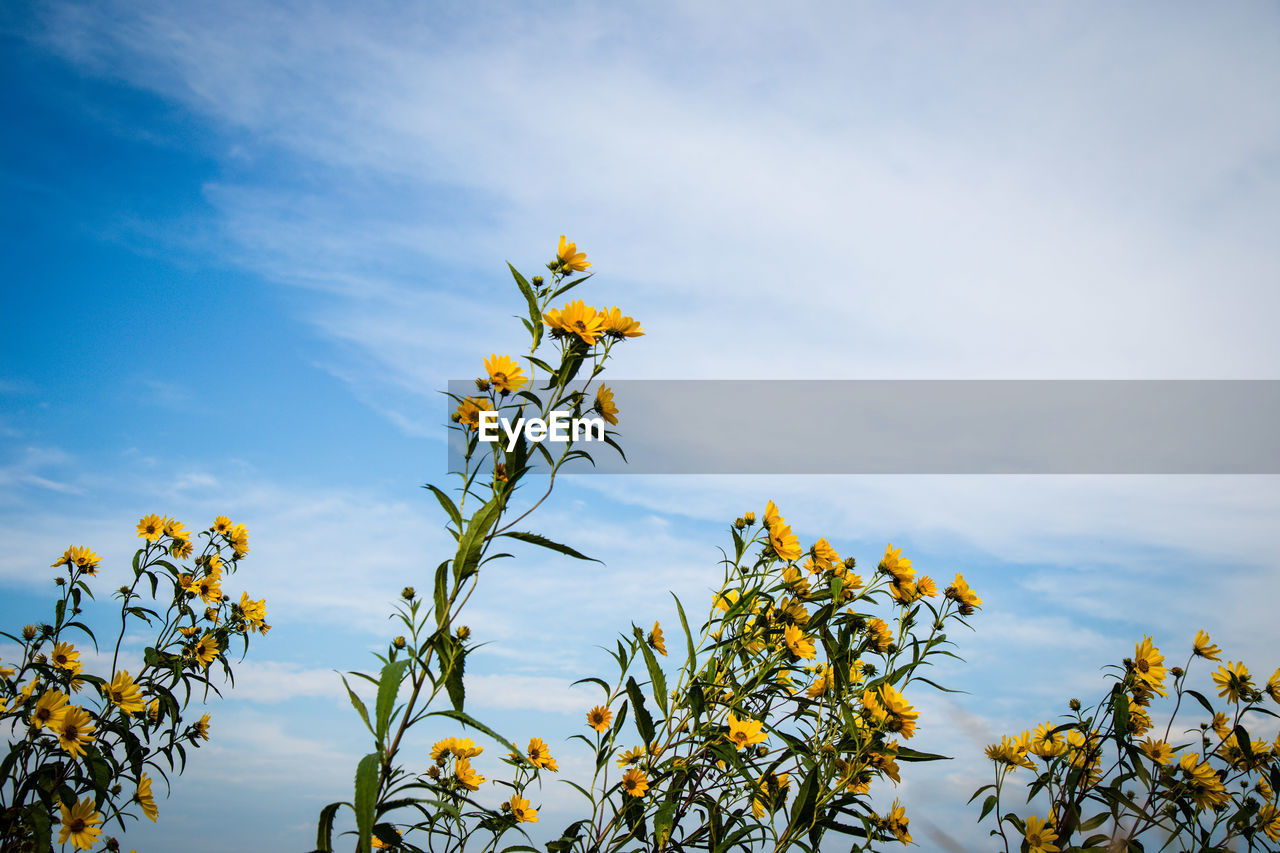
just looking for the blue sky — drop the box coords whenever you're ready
[3,1,1280,850]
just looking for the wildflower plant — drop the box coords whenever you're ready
[313,237,980,852]
[0,516,267,850]
[973,631,1280,851]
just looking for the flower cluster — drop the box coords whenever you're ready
[0,515,267,849]
[977,631,1280,851]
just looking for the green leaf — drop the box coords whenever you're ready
[374,659,409,742]
[894,746,952,762]
[672,594,698,679]
[314,801,344,852]
[433,559,450,627]
[626,676,655,744]
[453,496,503,582]
[354,753,380,853]
[339,674,375,737]
[445,641,466,713]
[978,794,998,822]
[423,484,464,534]
[637,637,668,716]
[508,262,543,351]
[497,530,601,562]
[789,768,819,831]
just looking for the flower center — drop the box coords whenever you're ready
[69,818,85,833]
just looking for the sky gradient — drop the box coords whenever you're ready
[3,2,1279,850]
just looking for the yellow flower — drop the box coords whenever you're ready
[783,624,816,660]
[915,575,938,597]
[229,523,250,558]
[751,772,791,818]
[986,733,1034,770]
[1178,752,1230,810]
[194,634,219,668]
[1028,721,1067,759]
[763,500,782,532]
[808,538,839,571]
[595,385,619,426]
[884,799,911,844]
[648,621,666,656]
[51,642,80,672]
[1211,711,1232,739]
[879,544,915,584]
[483,354,528,393]
[240,593,268,632]
[542,299,603,345]
[371,828,402,848]
[1193,630,1221,661]
[712,589,740,613]
[1024,814,1060,853]
[944,573,982,615]
[726,713,768,749]
[621,767,648,797]
[136,514,164,541]
[864,684,919,739]
[1125,638,1165,697]
[58,797,103,850]
[170,533,193,560]
[31,689,69,730]
[805,665,835,699]
[866,617,894,653]
[148,698,160,721]
[557,235,591,272]
[1212,661,1252,704]
[55,705,96,759]
[616,745,645,766]
[52,545,101,574]
[185,566,223,605]
[769,523,802,562]
[454,757,485,791]
[527,737,558,771]
[1267,668,1280,703]
[509,794,539,823]
[191,712,211,741]
[596,306,644,338]
[105,670,146,715]
[586,705,613,733]
[454,395,490,430]
[213,515,234,534]
[1140,738,1174,765]
[136,772,158,821]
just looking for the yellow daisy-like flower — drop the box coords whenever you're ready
[586,706,612,733]
[1211,711,1232,739]
[1266,668,1280,704]
[762,500,782,532]
[986,733,1035,770]
[31,689,69,730]
[879,544,915,584]
[105,670,146,715]
[50,642,79,672]
[191,568,223,606]
[239,593,268,632]
[712,589,740,613]
[213,515,234,534]
[136,772,158,821]
[1212,661,1252,704]
[648,621,666,656]
[194,634,219,668]
[751,772,791,818]
[621,767,648,797]
[52,545,102,574]
[509,794,538,822]
[1178,752,1230,810]
[726,713,768,749]
[944,573,983,615]
[191,712,212,741]
[430,737,456,762]
[55,705,96,759]
[163,517,187,539]
[884,799,911,844]
[58,797,103,850]
[915,575,938,597]
[454,757,485,791]
[229,523,250,558]
[170,532,193,560]
[1193,630,1221,661]
[595,385,619,426]
[1024,814,1060,853]
[1028,721,1068,759]
[454,395,490,430]
[148,698,160,721]
[371,829,402,848]
[865,617,894,653]
[596,306,644,338]
[483,354,528,393]
[137,513,165,541]
[808,538,839,571]
[543,299,603,345]
[873,683,919,739]
[527,737,558,771]
[450,738,483,758]
[556,235,591,272]
[616,744,645,767]
[783,624,816,660]
[769,523,802,562]
[805,664,835,699]
[1129,636,1169,696]
[1140,738,1174,765]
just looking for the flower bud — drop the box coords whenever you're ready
[733,518,745,530]
[401,586,415,601]
[427,765,441,778]
[532,275,544,288]
[1170,666,1183,678]
[743,512,756,525]
[755,745,769,758]
[32,653,46,664]
[456,625,471,640]
[475,377,491,392]
[54,577,65,586]
[22,624,37,640]
[1069,698,1082,711]
[393,636,406,649]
